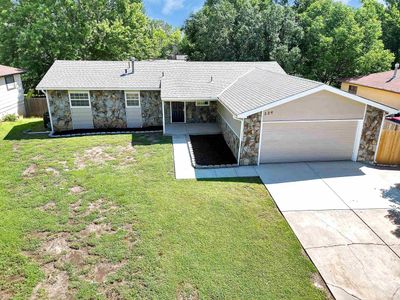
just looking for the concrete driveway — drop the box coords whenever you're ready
[257,162,400,300]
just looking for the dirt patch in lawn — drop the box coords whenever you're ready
[189,134,237,166]
[176,282,199,300]
[75,146,115,169]
[70,185,85,194]
[25,198,135,298]
[22,164,37,177]
[74,144,137,170]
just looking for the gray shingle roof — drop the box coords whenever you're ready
[36,60,285,92]
[160,62,286,99]
[218,68,323,116]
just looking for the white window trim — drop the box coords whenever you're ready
[5,75,16,90]
[68,91,91,108]
[124,91,141,108]
[195,100,210,107]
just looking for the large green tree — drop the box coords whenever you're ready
[0,0,181,90]
[182,0,303,73]
[381,1,400,65]
[298,0,393,84]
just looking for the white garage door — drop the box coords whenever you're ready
[259,120,362,163]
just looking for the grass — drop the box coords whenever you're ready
[0,118,327,299]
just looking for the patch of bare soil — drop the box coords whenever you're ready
[26,198,133,298]
[22,164,37,177]
[176,283,199,300]
[74,146,115,169]
[39,201,57,212]
[90,261,126,283]
[70,186,84,194]
[45,167,60,176]
[12,143,19,152]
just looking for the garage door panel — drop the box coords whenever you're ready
[260,121,358,163]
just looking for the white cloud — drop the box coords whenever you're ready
[162,0,184,15]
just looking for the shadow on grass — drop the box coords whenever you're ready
[3,121,49,141]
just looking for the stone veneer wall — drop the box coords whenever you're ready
[239,112,262,165]
[164,101,171,124]
[47,90,73,132]
[91,91,127,128]
[217,114,240,160]
[141,91,162,127]
[357,105,385,163]
[186,102,218,123]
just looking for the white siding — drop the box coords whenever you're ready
[71,107,94,129]
[260,121,358,163]
[0,74,25,117]
[217,102,241,136]
[126,107,143,128]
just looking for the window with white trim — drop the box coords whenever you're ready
[125,91,140,107]
[5,75,16,90]
[196,100,209,106]
[69,92,90,107]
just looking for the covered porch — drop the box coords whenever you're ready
[164,123,221,135]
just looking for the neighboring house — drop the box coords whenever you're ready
[341,63,400,110]
[37,60,397,165]
[0,64,25,117]
[341,64,400,165]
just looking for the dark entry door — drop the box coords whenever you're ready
[171,102,185,122]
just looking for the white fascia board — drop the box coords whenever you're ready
[36,87,161,91]
[237,85,398,118]
[161,97,218,101]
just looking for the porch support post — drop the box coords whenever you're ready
[162,100,165,135]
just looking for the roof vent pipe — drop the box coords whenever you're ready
[394,63,399,79]
[387,62,399,82]
[131,57,136,74]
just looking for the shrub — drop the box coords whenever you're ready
[2,114,18,122]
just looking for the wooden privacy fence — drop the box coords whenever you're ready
[24,97,48,117]
[376,120,400,165]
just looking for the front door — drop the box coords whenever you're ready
[171,102,185,123]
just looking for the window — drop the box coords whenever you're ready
[5,75,16,90]
[69,92,90,107]
[348,85,358,95]
[196,100,209,106]
[125,91,140,107]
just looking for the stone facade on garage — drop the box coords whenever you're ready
[186,101,218,123]
[239,112,262,165]
[216,114,240,160]
[47,90,73,132]
[91,90,127,128]
[141,91,163,127]
[357,105,385,163]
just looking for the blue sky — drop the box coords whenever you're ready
[143,0,363,28]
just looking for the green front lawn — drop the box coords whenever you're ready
[0,119,326,299]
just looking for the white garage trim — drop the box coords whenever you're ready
[237,118,244,165]
[262,118,362,124]
[257,112,264,165]
[42,90,54,133]
[237,85,397,118]
[373,112,388,163]
[352,120,364,161]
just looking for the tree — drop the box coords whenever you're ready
[298,0,393,84]
[381,2,400,65]
[182,0,303,73]
[0,0,181,90]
